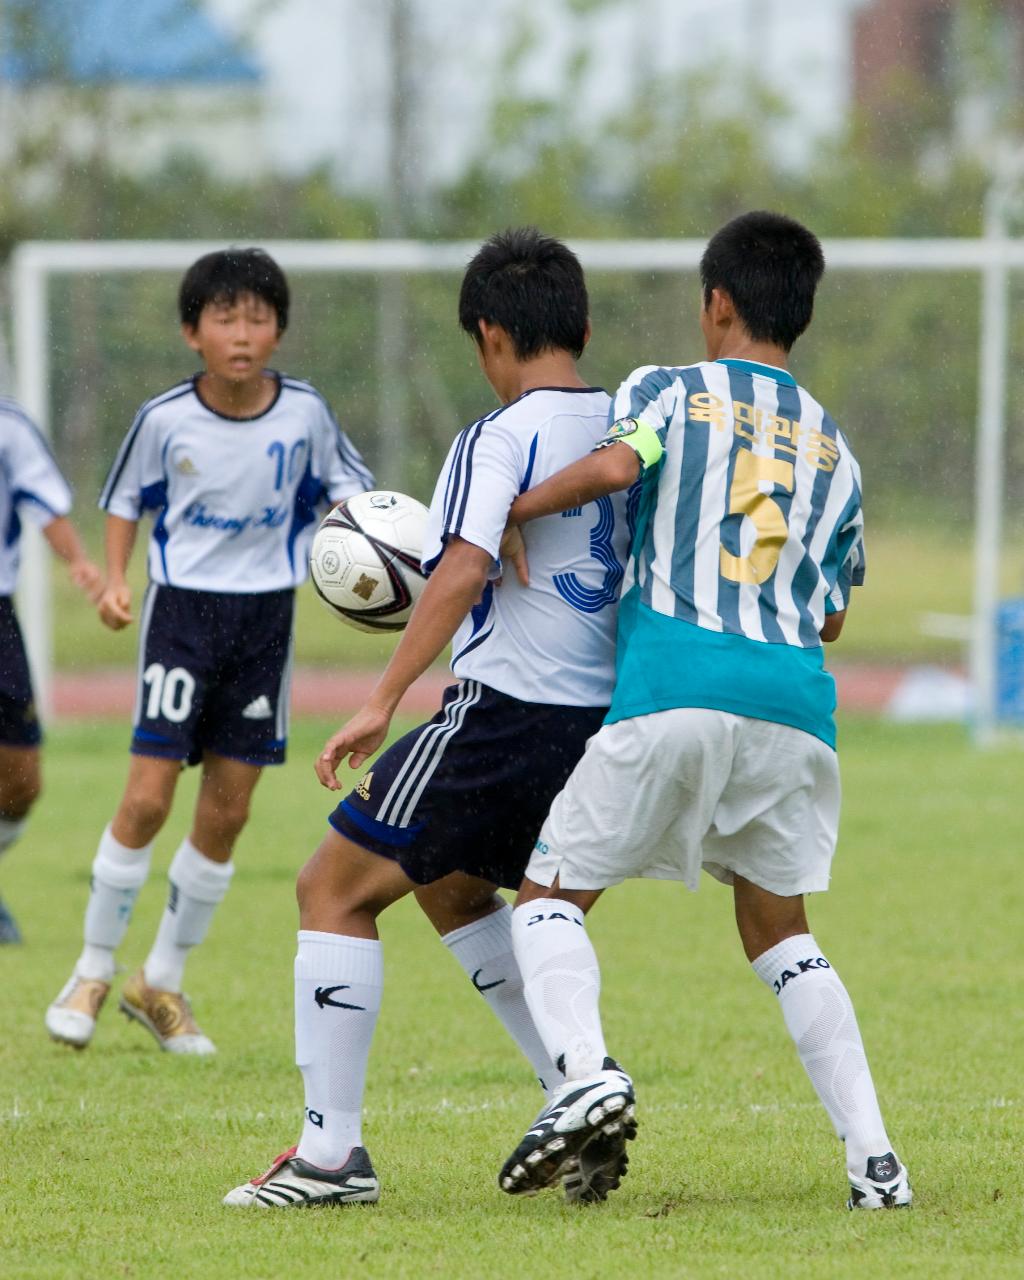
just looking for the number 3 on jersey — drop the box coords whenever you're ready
[720,450,795,586]
[553,496,623,614]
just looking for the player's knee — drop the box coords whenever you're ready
[116,789,172,843]
[0,767,41,819]
[734,896,809,961]
[296,850,377,925]
[295,856,324,914]
[215,794,251,842]
[192,785,251,852]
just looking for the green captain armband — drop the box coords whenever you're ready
[593,417,664,471]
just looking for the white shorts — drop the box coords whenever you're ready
[525,708,840,897]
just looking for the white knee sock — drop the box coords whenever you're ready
[0,815,26,862]
[444,904,557,1095]
[752,933,893,1172]
[511,898,607,1082]
[143,839,235,993]
[77,825,153,982]
[294,930,383,1169]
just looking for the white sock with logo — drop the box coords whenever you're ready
[752,933,893,1173]
[443,904,557,1095]
[76,825,153,982]
[143,839,235,993]
[511,898,607,1082]
[294,930,383,1169]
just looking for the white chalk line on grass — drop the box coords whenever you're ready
[2,1094,1017,1126]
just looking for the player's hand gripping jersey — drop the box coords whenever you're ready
[607,359,864,746]
[423,387,630,707]
[0,398,73,596]
[100,375,373,592]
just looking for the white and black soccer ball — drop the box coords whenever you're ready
[309,490,430,633]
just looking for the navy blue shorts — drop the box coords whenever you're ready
[131,584,294,767]
[0,597,41,748]
[329,679,607,889]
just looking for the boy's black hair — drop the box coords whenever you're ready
[179,247,290,332]
[459,227,588,360]
[700,211,824,352]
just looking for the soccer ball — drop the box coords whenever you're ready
[309,490,430,633]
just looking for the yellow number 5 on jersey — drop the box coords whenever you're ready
[720,449,795,585]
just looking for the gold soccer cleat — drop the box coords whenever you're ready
[119,969,216,1056]
[45,972,112,1049]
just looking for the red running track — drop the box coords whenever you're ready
[51,663,911,719]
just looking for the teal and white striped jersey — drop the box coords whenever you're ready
[605,357,864,748]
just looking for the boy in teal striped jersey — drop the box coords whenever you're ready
[498,211,912,1213]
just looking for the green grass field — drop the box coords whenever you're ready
[1,717,1022,1278]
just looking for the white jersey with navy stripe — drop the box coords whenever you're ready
[0,398,73,596]
[615,358,865,646]
[101,374,373,593]
[421,386,629,707]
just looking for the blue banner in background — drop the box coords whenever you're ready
[996,599,1024,724]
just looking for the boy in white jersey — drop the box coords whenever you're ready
[45,249,373,1054]
[0,398,100,941]
[498,212,912,1212]
[223,228,631,1208]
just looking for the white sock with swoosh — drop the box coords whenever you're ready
[294,930,383,1170]
[444,904,557,1096]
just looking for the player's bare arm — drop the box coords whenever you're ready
[499,441,641,586]
[316,536,494,784]
[508,441,641,529]
[820,609,846,642]
[98,514,138,630]
[42,515,102,601]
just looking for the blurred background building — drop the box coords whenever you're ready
[0,0,263,183]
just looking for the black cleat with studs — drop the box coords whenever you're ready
[500,1058,637,1197]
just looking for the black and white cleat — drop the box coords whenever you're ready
[223,1145,380,1208]
[847,1152,913,1211]
[500,1058,637,1197]
[562,1126,632,1204]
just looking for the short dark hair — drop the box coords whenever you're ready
[459,227,588,360]
[178,247,290,332]
[700,212,824,351]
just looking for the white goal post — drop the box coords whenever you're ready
[9,235,1021,741]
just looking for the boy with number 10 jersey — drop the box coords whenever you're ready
[46,248,372,1057]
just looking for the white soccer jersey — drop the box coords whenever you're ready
[422,387,630,707]
[100,374,373,593]
[0,398,73,596]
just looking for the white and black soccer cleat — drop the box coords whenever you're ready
[562,1128,631,1205]
[500,1058,637,1196]
[847,1152,913,1211]
[223,1145,380,1208]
